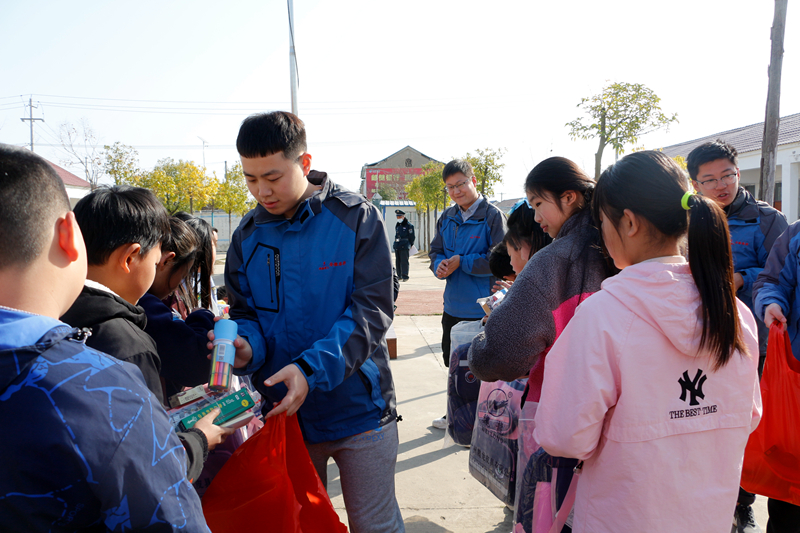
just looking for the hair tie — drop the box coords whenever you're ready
[681,191,694,211]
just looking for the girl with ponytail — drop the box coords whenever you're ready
[533,151,761,533]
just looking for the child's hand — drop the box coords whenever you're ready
[263,363,309,419]
[764,303,787,327]
[192,407,236,450]
[492,279,513,293]
[206,321,253,368]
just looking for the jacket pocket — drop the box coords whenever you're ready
[245,243,281,313]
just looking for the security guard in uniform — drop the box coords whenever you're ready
[393,210,415,281]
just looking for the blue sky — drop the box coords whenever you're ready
[2,0,798,199]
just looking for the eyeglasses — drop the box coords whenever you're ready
[697,172,738,188]
[443,179,471,194]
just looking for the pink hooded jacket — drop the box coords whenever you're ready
[533,260,762,533]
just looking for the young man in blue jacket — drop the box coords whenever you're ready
[688,139,788,533]
[0,144,209,532]
[428,159,507,429]
[219,111,403,533]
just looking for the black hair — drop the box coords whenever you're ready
[442,159,475,182]
[489,241,515,280]
[162,217,199,274]
[594,150,747,370]
[216,286,227,300]
[73,185,169,266]
[525,157,595,213]
[236,111,307,160]
[506,202,552,260]
[686,139,738,181]
[173,212,213,310]
[0,144,70,269]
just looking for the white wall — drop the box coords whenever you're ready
[736,142,800,222]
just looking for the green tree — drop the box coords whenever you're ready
[463,147,506,196]
[376,185,398,201]
[103,142,140,185]
[215,162,256,241]
[406,162,447,251]
[566,82,678,179]
[138,158,218,214]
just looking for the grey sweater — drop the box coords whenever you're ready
[468,208,610,384]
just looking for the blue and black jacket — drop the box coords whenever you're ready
[429,197,508,318]
[225,171,397,443]
[0,308,208,532]
[725,187,788,354]
[753,220,800,360]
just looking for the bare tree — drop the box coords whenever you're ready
[758,0,788,205]
[58,118,103,189]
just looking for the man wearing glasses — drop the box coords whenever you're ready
[429,159,507,430]
[687,139,788,533]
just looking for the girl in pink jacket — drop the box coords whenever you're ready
[534,151,762,533]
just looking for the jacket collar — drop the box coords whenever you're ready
[555,207,593,240]
[724,187,760,220]
[446,195,490,222]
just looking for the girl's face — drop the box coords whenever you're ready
[149,253,195,300]
[507,241,532,276]
[527,191,578,238]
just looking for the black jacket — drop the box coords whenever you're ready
[139,293,215,399]
[62,285,164,400]
[61,286,207,482]
[393,218,415,251]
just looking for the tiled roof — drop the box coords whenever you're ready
[661,112,800,158]
[365,145,440,167]
[47,160,91,188]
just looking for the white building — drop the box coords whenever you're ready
[662,112,800,222]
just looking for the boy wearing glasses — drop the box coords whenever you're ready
[429,159,507,429]
[688,139,787,533]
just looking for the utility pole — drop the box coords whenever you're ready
[759,0,788,205]
[288,0,299,115]
[20,97,43,151]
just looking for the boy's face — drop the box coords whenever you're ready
[693,158,739,208]
[242,152,313,219]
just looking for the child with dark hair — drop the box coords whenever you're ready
[0,144,209,530]
[172,211,215,314]
[214,111,403,532]
[469,157,611,394]
[139,216,216,398]
[489,241,516,282]
[534,151,761,532]
[61,186,232,483]
[504,199,552,277]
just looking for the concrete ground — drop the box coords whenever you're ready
[218,252,770,532]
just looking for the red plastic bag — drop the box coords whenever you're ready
[741,323,800,505]
[202,413,348,533]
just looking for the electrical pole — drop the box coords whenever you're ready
[288,0,299,115]
[20,97,43,151]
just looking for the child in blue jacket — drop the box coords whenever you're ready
[0,144,210,531]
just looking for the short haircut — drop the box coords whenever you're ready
[506,201,552,257]
[0,144,70,269]
[236,111,307,160]
[73,185,169,266]
[442,159,475,182]
[686,140,738,181]
[489,241,514,280]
